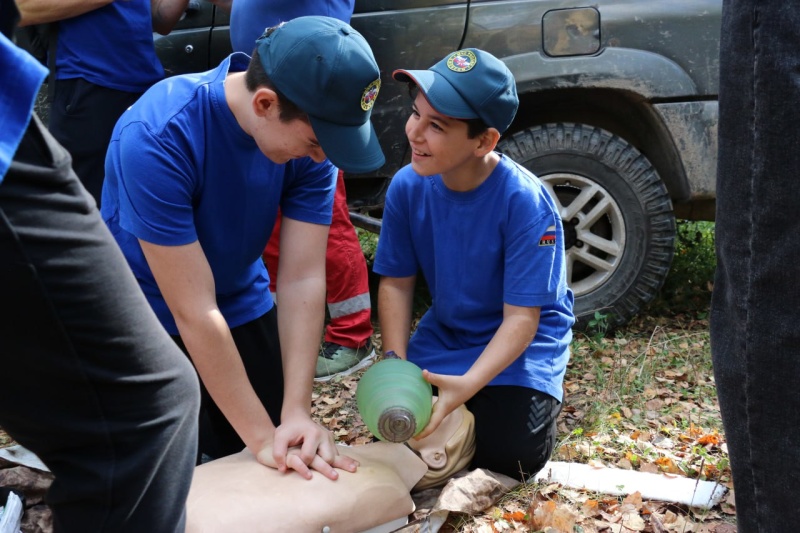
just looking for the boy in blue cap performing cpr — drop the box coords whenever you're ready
[374,49,575,478]
[101,16,384,479]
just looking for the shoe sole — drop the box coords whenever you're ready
[314,348,377,382]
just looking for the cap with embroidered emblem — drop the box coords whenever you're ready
[392,48,518,133]
[257,16,385,173]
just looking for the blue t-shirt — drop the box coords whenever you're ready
[56,2,163,92]
[373,155,574,400]
[230,0,354,54]
[101,53,337,334]
[0,33,47,183]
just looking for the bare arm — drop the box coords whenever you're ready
[377,274,417,359]
[416,303,541,439]
[272,217,359,477]
[17,0,114,26]
[151,0,190,35]
[139,239,276,455]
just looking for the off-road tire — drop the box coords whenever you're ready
[498,123,676,330]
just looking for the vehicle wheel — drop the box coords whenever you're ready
[498,123,676,330]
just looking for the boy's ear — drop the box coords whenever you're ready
[252,87,280,118]
[475,128,501,156]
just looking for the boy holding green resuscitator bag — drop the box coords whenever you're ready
[374,48,575,479]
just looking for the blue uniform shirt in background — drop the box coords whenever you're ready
[56,2,164,92]
[374,155,575,401]
[101,53,337,334]
[229,0,354,54]
[0,33,47,183]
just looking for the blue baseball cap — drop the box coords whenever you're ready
[393,48,518,133]
[257,16,385,173]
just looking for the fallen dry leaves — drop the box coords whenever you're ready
[312,312,737,532]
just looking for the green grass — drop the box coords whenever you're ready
[649,220,716,318]
[356,227,379,264]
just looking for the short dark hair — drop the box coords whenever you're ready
[245,46,308,124]
[406,83,489,139]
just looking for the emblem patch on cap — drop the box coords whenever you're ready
[538,225,557,247]
[446,50,477,73]
[361,79,381,111]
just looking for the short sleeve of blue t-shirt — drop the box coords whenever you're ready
[503,191,566,307]
[115,120,199,246]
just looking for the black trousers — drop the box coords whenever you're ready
[172,307,286,460]
[463,386,560,480]
[466,385,561,481]
[48,78,143,205]
[0,114,200,533]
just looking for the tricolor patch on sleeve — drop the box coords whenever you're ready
[538,225,556,247]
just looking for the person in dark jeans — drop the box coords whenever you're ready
[711,1,800,530]
[0,3,200,531]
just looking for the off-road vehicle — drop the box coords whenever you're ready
[154,1,722,328]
